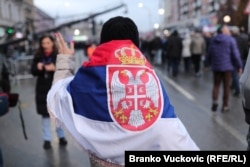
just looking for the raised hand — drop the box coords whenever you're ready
[55,32,74,55]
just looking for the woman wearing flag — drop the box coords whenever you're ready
[47,16,199,166]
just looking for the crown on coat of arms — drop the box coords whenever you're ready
[115,46,146,65]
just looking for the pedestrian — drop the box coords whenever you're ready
[31,34,67,150]
[231,26,248,97]
[182,32,192,72]
[191,29,206,77]
[165,30,182,77]
[140,37,151,62]
[47,16,199,166]
[0,53,9,167]
[151,35,162,66]
[0,52,11,167]
[207,25,242,112]
[202,28,212,70]
[240,49,250,151]
[0,53,11,93]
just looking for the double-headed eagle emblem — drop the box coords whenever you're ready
[110,69,160,128]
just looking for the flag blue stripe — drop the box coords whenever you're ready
[67,66,176,122]
[68,66,113,122]
[159,81,176,118]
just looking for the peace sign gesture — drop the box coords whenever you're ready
[55,32,74,55]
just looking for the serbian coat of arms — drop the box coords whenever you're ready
[107,65,163,131]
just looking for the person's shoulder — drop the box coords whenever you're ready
[227,35,237,44]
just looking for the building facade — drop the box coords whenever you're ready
[0,0,25,37]
[33,7,55,33]
[163,0,240,30]
[0,0,54,39]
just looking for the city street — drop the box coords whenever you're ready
[0,50,248,167]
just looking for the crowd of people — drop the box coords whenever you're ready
[144,27,247,73]
[1,16,250,167]
[141,25,248,111]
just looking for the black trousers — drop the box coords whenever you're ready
[192,54,201,73]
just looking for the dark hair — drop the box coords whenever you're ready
[35,34,58,57]
[217,24,226,34]
[171,30,179,37]
[100,16,139,47]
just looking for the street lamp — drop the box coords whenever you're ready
[138,2,143,8]
[74,29,80,36]
[163,29,169,37]
[154,23,160,29]
[138,3,163,31]
[158,8,165,15]
[138,2,153,31]
[223,15,231,23]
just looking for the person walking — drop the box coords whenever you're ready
[207,25,242,112]
[31,34,67,149]
[182,32,192,73]
[151,35,162,66]
[165,30,183,77]
[191,29,206,77]
[202,28,212,70]
[47,16,198,166]
[231,26,248,97]
[0,53,11,167]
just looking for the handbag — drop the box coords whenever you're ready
[0,92,9,116]
[0,92,27,139]
[8,93,19,107]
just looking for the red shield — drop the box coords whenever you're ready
[107,65,163,131]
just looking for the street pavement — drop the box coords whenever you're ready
[0,50,248,167]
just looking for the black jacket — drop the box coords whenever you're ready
[165,31,183,58]
[0,57,10,93]
[31,52,57,116]
[232,34,248,64]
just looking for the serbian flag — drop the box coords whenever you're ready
[47,40,199,165]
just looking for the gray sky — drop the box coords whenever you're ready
[34,0,162,32]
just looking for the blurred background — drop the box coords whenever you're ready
[1,0,249,51]
[0,0,250,54]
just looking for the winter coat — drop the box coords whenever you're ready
[207,34,242,72]
[0,55,10,93]
[151,37,162,51]
[165,33,183,58]
[232,34,248,64]
[31,52,57,116]
[182,35,191,58]
[190,33,206,55]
